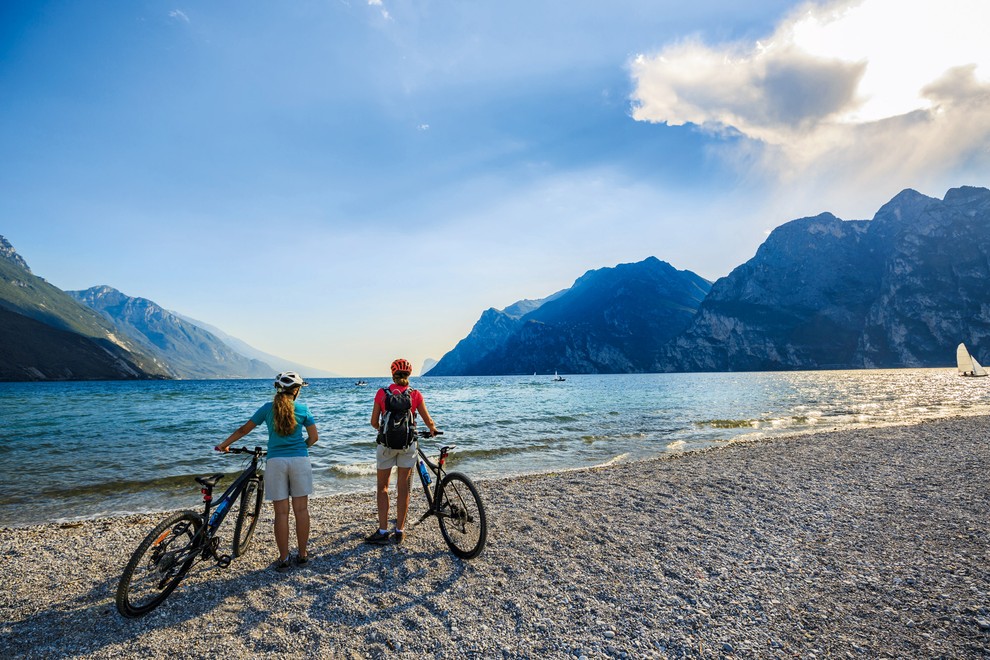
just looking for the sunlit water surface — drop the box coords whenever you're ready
[1,370,987,526]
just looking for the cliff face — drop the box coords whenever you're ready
[428,257,712,375]
[0,237,170,380]
[855,187,990,367]
[69,286,274,379]
[662,187,990,371]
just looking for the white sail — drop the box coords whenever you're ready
[957,342,988,377]
[957,343,974,375]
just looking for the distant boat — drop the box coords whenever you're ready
[553,371,566,382]
[354,380,368,386]
[956,343,987,377]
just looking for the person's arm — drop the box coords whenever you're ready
[305,423,318,447]
[370,401,381,430]
[417,400,438,436]
[216,420,257,452]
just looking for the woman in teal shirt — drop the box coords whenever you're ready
[217,372,318,572]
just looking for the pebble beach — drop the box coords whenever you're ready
[2,416,990,659]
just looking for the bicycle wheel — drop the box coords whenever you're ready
[436,472,487,559]
[232,475,264,557]
[116,510,202,617]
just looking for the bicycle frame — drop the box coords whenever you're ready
[203,456,260,530]
[415,443,452,520]
[194,446,265,564]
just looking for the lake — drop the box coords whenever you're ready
[1,369,987,527]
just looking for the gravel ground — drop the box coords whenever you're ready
[2,416,990,659]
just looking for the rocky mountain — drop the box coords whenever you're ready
[661,186,990,371]
[69,286,274,379]
[428,257,712,375]
[0,237,170,380]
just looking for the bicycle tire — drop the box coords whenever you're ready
[116,510,202,617]
[231,475,264,557]
[436,472,487,559]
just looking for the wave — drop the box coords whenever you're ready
[13,471,232,505]
[593,452,630,467]
[326,463,377,478]
[695,418,761,429]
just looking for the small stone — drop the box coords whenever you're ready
[976,618,990,630]
[604,630,616,639]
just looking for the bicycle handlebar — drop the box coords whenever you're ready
[225,446,267,456]
[418,430,444,438]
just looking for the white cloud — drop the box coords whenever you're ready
[630,0,990,192]
[367,0,391,21]
[168,9,189,23]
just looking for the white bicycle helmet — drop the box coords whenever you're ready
[274,371,308,391]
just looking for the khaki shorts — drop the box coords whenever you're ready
[376,443,418,470]
[265,456,313,501]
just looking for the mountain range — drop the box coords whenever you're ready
[0,237,331,381]
[430,186,990,375]
[4,185,988,380]
[660,186,990,371]
[427,257,712,375]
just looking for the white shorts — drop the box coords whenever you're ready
[376,443,418,470]
[264,456,313,501]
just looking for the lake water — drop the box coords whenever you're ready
[1,370,988,527]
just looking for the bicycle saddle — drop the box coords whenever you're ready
[195,473,224,489]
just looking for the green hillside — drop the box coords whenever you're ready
[0,240,171,379]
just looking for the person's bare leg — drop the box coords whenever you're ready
[273,499,290,561]
[395,467,413,531]
[376,468,392,530]
[291,495,310,558]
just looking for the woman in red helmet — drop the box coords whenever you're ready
[366,358,438,545]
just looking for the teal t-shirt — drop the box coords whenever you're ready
[250,401,316,458]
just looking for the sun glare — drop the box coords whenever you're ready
[784,0,990,123]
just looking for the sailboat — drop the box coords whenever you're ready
[956,343,988,377]
[553,371,566,382]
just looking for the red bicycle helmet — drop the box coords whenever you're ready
[390,358,412,375]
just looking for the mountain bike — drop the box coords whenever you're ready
[115,446,266,617]
[413,431,487,559]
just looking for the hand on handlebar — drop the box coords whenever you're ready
[419,429,443,438]
[214,445,229,453]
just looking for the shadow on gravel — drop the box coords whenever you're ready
[1,516,468,657]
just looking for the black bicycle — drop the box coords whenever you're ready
[413,431,487,559]
[115,446,266,617]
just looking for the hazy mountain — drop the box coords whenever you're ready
[176,314,338,378]
[428,257,712,375]
[420,358,438,376]
[0,236,170,380]
[69,286,274,379]
[661,186,990,370]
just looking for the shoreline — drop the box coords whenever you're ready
[2,415,990,657]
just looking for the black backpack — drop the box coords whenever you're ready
[378,386,417,449]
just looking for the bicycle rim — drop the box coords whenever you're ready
[232,476,264,557]
[436,472,487,559]
[116,510,202,617]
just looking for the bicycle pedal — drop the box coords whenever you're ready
[216,554,232,568]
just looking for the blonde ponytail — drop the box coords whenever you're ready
[273,387,299,436]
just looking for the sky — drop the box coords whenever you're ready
[2,0,988,376]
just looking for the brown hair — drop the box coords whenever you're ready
[273,387,299,436]
[392,372,410,387]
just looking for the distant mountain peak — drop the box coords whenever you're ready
[0,235,31,272]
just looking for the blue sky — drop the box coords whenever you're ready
[2,0,988,376]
